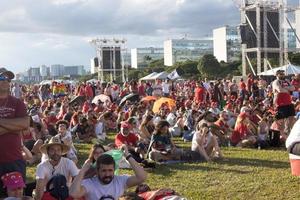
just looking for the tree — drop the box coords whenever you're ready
[197,54,221,78]
[289,53,300,66]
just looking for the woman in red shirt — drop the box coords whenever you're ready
[231,112,257,147]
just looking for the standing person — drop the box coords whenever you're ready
[272,70,295,134]
[162,80,170,97]
[35,137,79,200]
[0,68,30,198]
[69,145,147,200]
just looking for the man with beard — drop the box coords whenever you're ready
[35,137,79,200]
[0,68,29,198]
[272,70,295,135]
[70,145,147,200]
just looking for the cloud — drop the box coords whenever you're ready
[0,0,240,37]
[1,0,298,72]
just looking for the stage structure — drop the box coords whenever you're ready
[90,38,128,82]
[234,0,297,76]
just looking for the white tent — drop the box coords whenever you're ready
[258,64,300,76]
[150,71,169,80]
[140,72,158,81]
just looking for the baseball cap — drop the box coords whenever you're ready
[0,68,15,80]
[1,172,25,190]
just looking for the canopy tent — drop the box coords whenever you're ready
[258,64,300,76]
[150,71,169,80]
[139,72,158,81]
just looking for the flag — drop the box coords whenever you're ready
[167,69,180,80]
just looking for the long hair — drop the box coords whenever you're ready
[153,120,170,135]
[88,144,106,163]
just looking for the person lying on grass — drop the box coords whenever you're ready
[191,123,223,162]
[134,183,187,200]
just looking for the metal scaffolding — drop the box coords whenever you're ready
[90,38,128,82]
[235,0,290,76]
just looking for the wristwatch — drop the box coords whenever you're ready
[125,154,132,160]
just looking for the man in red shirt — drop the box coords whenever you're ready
[272,70,295,134]
[115,122,143,163]
[0,68,29,198]
[194,82,206,104]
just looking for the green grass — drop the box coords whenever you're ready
[27,134,300,200]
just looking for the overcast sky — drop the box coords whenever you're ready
[0,0,298,73]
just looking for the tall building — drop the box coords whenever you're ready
[40,65,48,77]
[64,65,85,76]
[50,64,64,78]
[131,47,163,69]
[213,26,241,63]
[164,38,213,66]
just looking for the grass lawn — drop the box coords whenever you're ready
[27,134,300,200]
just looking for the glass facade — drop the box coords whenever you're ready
[164,39,213,66]
[131,47,164,68]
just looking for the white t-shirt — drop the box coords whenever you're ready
[162,82,170,94]
[36,157,79,185]
[191,131,212,151]
[82,175,129,200]
[95,121,106,140]
[286,119,300,159]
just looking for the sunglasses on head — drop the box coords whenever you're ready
[0,76,10,81]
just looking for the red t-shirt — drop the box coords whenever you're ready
[214,119,229,133]
[138,84,146,96]
[194,87,205,103]
[291,79,300,91]
[239,82,246,91]
[231,123,248,145]
[0,95,27,163]
[115,132,138,147]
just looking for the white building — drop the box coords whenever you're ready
[295,8,300,48]
[64,65,85,76]
[213,26,241,63]
[131,47,163,69]
[90,58,97,74]
[164,38,213,66]
[50,64,64,78]
[40,65,48,77]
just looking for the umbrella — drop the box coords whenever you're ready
[69,95,86,107]
[153,97,176,113]
[92,94,111,104]
[141,96,158,102]
[119,93,139,107]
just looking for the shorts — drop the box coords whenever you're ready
[288,142,300,156]
[275,104,295,120]
[0,160,26,198]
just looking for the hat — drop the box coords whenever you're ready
[40,136,69,155]
[1,172,25,190]
[0,68,14,80]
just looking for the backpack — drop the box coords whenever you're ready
[44,174,70,200]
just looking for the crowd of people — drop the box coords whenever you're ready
[1,66,300,199]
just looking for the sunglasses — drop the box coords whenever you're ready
[0,76,10,81]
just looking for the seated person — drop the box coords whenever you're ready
[148,120,183,162]
[1,171,32,200]
[84,144,106,179]
[231,112,257,147]
[69,146,147,200]
[73,117,95,143]
[192,123,223,162]
[55,120,78,163]
[35,137,79,200]
[115,122,145,163]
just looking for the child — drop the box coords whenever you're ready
[1,172,30,199]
